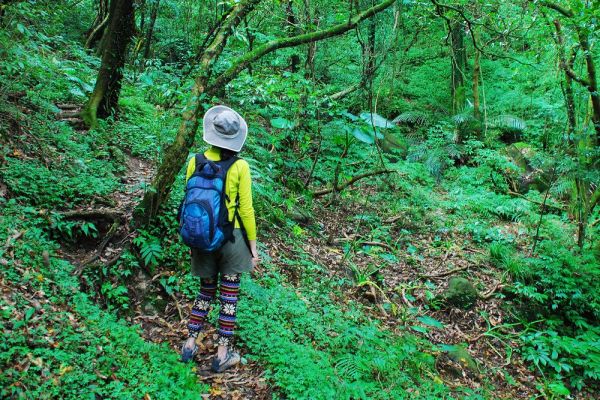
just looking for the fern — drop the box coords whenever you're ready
[489,115,527,131]
[335,355,363,381]
[452,110,476,125]
[393,111,429,126]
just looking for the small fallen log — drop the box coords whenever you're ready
[58,208,125,221]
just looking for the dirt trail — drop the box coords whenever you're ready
[54,108,270,399]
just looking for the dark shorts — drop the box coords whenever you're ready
[191,229,253,278]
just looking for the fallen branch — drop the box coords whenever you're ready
[313,169,395,197]
[384,215,404,224]
[168,291,185,321]
[480,282,504,300]
[328,82,363,101]
[333,238,394,252]
[419,265,469,279]
[506,189,565,212]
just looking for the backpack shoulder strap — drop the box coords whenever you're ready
[218,156,240,175]
[194,153,208,174]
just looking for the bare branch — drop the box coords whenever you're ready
[313,169,395,197]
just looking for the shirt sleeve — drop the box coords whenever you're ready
[185,156,195,182]
[236,160,257,240]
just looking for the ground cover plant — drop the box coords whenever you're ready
[1,0,599,399]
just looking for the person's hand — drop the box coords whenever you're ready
[251,253,260,269]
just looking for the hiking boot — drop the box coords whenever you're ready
[181,337,198,363]
[211,350,241,373]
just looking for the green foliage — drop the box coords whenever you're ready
[133,230,164,269]
[237,273,452,399]
[0,200,207,399]
[2,0,600,397]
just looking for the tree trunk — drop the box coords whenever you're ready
[578,31,600,142]
[134,0,396,226]
[450,19,466,113]
[82,0,135,128]
[541,2,599,143]
[285,0,300,72]
[472,48,481,119]
[85,0,110,49]
[363,11,376,107]
[142,0,160,60]
[303,0,316,78]
[243,16,255,75]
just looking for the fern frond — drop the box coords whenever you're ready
[489,115,527,131]
[452,111,475,125]
[335,355,362,381]
[446,144,464,159]
[393,111,429,126]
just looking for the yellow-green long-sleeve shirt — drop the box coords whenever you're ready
[185,147,257,240]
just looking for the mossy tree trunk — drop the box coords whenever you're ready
[82,0,135,128]
[285,0,300,72]
[472,46,481,120]
[450,19,467,113]
[134,0,396,226]
[539,1,599,143]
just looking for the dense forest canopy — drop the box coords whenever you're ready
[0,0,599,399]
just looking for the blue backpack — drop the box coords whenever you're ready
[179,154,240,252]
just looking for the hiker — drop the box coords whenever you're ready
[179,105,259,372]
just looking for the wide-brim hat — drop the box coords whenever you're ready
[202,105,248,152]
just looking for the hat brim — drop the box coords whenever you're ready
[202,105,248,152]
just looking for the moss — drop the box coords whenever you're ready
[441,277,478,309]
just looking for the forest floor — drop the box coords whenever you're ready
[2,104,588,399]
[49,114,534,398]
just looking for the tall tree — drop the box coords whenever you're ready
[449,18,466,113]
[134,0,397,225]
[285,0,301,72]
[534,1,599,143]
[82,0,135,127]
[142,0,160,60]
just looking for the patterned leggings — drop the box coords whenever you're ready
[187,273,241,347]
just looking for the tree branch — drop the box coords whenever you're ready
[328,82,363,100]
[209,0,396,90]
[313,169,395,197]
[536,1,574,18]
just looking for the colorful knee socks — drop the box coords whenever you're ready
[217,274,241,347]
[187,277,217,337]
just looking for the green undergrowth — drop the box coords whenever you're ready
[0,200,207,399]
[237,271,462,400]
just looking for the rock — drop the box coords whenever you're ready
[437,344,479,377]
[504,142,549,193]
[441,277,478,309]
[381,131,408,157]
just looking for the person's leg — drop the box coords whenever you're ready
[216,273,241,360]
[182,275,218,354]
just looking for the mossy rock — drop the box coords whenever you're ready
[381,131,408,156]
[503,142,549,193]
[437,344,479,377]
[440,277,478,309]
